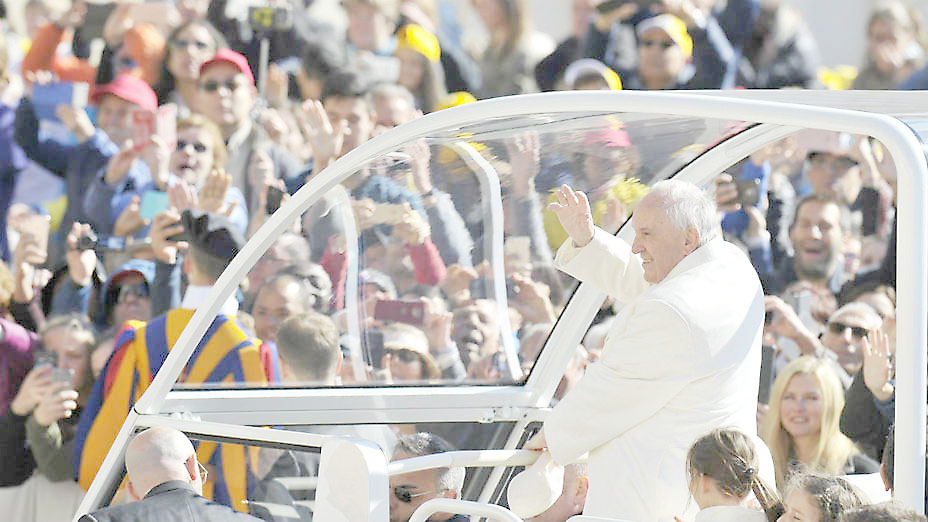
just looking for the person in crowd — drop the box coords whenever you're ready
[840,501,927,522]
[294,36,348,103]
[275,311,342,385]
[840,327,894,461]
[22,0,165,88]
[761,356,879,490]
[372,83,419,131]
[450,298,501,372]
[751,194,848,297]
[685,428,782,522]
[154,19,227,110]
[77,426,264,521]
[559,58,623,90]
[738,0,820,88]
[196,48,301,212]
[15,73,158,260]
[394,24,448,112]
[389,432,467,522]
[778,472,866,522]
[74,210,272,512]
[471,0,550,98]
[819,303,882,379]
[0,29,25,264]
[534,0,598,91]
[621,13,734,90]
[0,314,95,520]
[524,181,764,521]
[524,463,589,522]
[380,323,442,382]
[244,232,313,303]
[251,270,328,345]
[853,1,926,90]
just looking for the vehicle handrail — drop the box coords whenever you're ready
[409,498,524,522]
[388,449,587,475]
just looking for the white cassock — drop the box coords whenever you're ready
[545,228,765,522]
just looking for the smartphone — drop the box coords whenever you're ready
[50,366,74,388]
[266,185,285,215]
[132,104,178,151]
[374,300,425,326]
[16,214,51,264]
[365,330,386,369]
[77,2,117,43]
[140,190,169,221]
[784,290,812,325]
[758,344,775,404]
[33,350,57,369]
[31,82,89,122]
[735,179,761,207]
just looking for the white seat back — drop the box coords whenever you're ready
[313,437,389,522]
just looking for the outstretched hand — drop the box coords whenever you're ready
[546,185,595,248]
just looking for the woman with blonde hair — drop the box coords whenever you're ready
[761,356,878,489]
[471,0,551,98]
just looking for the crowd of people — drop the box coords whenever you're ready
[0,0,923,520]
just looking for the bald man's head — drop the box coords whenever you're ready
[125,427,202,500]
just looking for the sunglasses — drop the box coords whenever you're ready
[807,152,858,171]
[393,485,435,503]
[199,79,243,93]
[198,462,208,482]
[639,39,675,50]
[117,282,150,304]
[828,321,870,339]
[176,140,208,153]
[172,38,211,52]
[386,349,421,364]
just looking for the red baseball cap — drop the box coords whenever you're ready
[583,127,631,148]
[199,48,255,87]
[91,73,158,111]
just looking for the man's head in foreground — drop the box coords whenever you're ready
[631,180,720,283]
[125,426,205,501]
[389,432,465,522]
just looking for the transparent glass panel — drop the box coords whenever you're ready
[146,111,755,393]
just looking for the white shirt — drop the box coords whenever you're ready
[180,285,239,317]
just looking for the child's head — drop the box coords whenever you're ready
[781,473,866,522]
[687,429,782,520]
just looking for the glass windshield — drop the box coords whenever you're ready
[162,111,751,392]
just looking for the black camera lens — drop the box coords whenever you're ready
[77,231,98,251]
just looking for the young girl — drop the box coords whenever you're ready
[686,428,783,522]
[778,472,866,521]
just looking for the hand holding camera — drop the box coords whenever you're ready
[66,222,99,287]
[149,208,187,264]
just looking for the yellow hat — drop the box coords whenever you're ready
[396,24,441,63]
[563,59,623,90]
[434,91,477,111]
[636,14,694,58]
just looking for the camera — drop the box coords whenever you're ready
[77,230,99,251]
[248,5,294,33]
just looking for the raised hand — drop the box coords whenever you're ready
[862,329,894,402]
[113,196,148,237]
[104,140,140,185]
[299,99,345,171]
[198,168,232,215]
[546,185,595,248]
[55,105,95,142]
[9,364,53,417]
[505,132,540,198]
[149,209,188,264]
[168,180,198,214]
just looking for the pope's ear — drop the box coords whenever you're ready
[684,226,700,253]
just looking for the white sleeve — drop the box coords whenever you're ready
[554,227,650,303]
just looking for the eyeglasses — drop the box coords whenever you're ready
[117,282,150,304]
[199,79,244,93]
[807,152,858,171]
[828,321,871,339]
[393,485,436,503]
[176,140,208,153]
[172,38,212,52]
[639,39,675,50]
[198,462,208,482]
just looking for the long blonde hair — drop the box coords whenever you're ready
[761,356,859,489]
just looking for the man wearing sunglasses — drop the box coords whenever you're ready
[196,49,301,213]
[77,426,263,522]
[822,302,882,378]
[389,432,467,522]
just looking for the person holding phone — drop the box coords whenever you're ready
[0,314,95,520]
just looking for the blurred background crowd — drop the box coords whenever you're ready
[0,0,923,520]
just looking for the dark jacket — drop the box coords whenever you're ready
[78,480,264,522]
[840,369,894,461]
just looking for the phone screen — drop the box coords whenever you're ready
[140,191,169,221]
[374,300,425,326]
[758,345,775,404]
[266,186,285,215]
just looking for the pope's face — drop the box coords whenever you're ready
[631,195,692,283]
